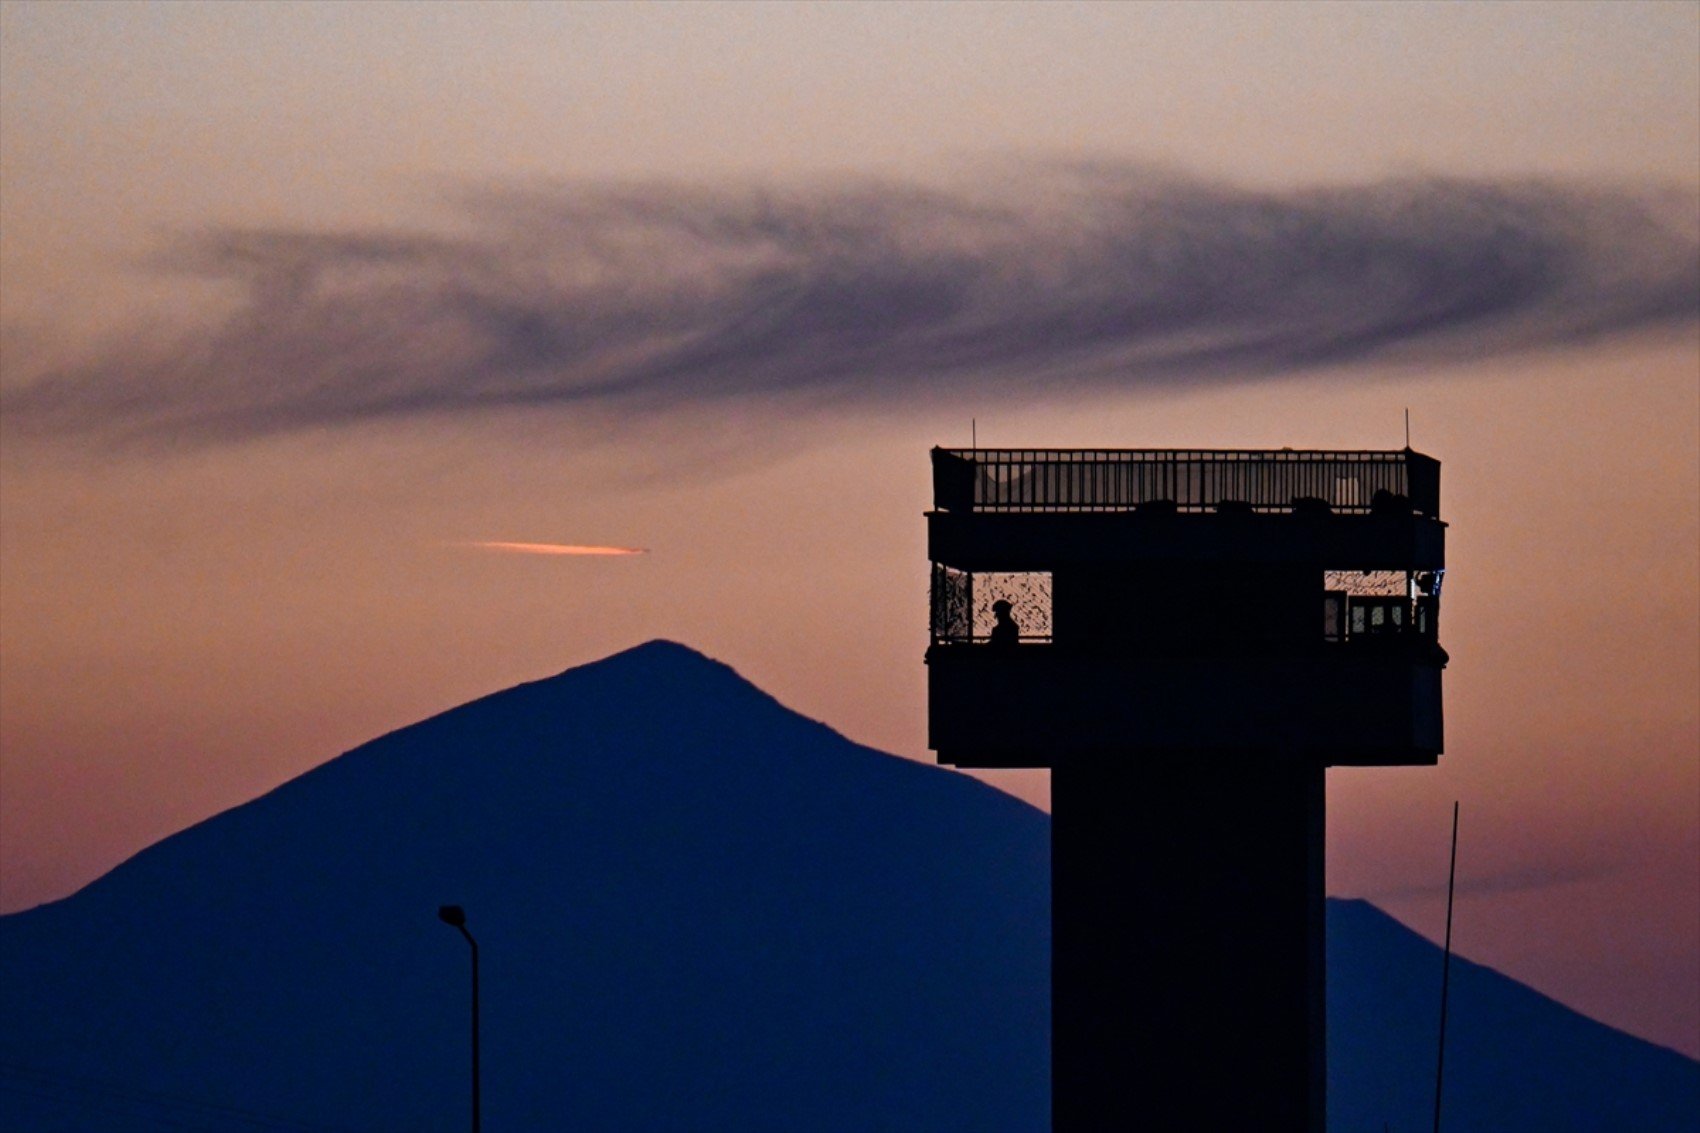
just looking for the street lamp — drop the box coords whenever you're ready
[438,905,479,1133]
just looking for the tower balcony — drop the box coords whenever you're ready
[932,446,1440,517]
[927,641,1443,769]
[925,446,1447,770]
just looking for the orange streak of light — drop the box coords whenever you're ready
[460,541,649,556]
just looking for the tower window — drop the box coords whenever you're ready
[1323,569,1439,641]
[930,566,1053,644]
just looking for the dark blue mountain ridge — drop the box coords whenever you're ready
[2,641,1051,1132]
[0,640,1694,1131]
[1327,898,1697,1132]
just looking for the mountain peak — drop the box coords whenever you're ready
[325,638,830,782]
[564,637,722,677]
[527,637,769,711]
[604,636,715,662]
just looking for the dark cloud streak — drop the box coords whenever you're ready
[8,164,1697,443]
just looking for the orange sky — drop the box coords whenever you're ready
[2,0,1696,1057]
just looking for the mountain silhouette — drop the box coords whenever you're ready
[1,641,1694,1131]
[1328,898,1698,1131]
[1,642,1050,1131]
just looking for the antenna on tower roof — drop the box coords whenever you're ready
[972,418,977,449]
[1405,408,1412,450]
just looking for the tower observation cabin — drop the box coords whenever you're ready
[924,446,1447,1133]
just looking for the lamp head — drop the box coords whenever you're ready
[437,904,467,927]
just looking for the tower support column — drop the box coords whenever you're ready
[1051,753,1326,1133]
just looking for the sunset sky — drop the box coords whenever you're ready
[2,1,1696,1058]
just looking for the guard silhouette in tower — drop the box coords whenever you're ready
[925,446,1447,1133]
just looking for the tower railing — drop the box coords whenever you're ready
[932,448,1439,517]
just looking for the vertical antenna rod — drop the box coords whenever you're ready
[1405,408,1412,449]
[1432,801,1459,1133]
[972,417,977,448]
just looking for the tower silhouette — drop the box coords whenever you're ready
[925,447,1447,1132]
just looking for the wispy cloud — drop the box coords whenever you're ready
[1358,859,1621,903]
[8,162,1696,443]
[456,541,648,556]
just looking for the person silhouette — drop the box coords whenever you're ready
[989,599,1020,648]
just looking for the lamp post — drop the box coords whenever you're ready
[438,905,479,1133]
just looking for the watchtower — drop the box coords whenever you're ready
[925,447,1446,1133]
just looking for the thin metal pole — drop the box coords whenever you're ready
[1432,801,1459,1133]
[461,926,481,1133]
